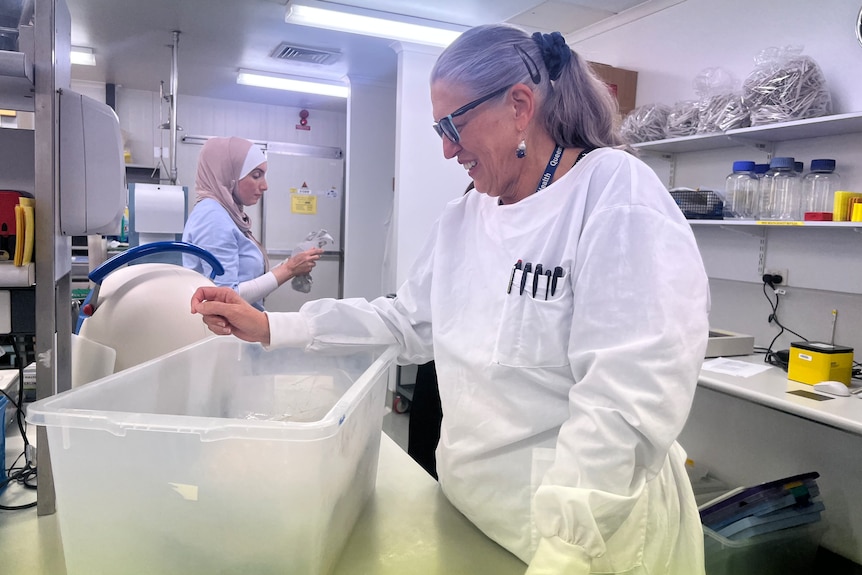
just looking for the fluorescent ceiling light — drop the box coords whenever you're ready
[237,70,349,98]
[70,46,96,66]
[285,1,463,48]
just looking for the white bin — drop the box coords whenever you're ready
[27,337,397,575]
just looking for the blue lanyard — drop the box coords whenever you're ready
[536,145,565,194]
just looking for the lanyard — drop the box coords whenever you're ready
[536,144,565,194]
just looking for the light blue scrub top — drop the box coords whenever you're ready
[182,198,266,309]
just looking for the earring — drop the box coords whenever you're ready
[516,139,526,159]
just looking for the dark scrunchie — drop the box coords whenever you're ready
[531,31,572,82]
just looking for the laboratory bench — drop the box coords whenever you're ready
[682,353,862,568]
[0,423,526,575]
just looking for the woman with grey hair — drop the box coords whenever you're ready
[192,24,709,574]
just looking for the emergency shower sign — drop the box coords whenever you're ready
[291,181,317,214]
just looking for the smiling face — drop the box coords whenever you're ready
[235,162,268,206]
[431,81,537,204]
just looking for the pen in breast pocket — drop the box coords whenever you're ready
[507,260,522,294]
[551,266,563,297]
[532,264,543,298]
[544,269,552,300]
[519,262,532,296]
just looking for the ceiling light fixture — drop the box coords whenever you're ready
[284,0,464,48]
[236,69,349,98]
[70,46,96,66]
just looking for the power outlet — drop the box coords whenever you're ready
[764,268,788,286]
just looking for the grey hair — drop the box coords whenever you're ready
[431,24,626,150]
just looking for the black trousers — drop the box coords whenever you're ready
[407,361,442,480]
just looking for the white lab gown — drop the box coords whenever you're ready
[267,148,710,574]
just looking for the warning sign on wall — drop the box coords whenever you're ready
[291,194,317,215]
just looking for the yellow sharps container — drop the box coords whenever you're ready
[788,341,854,385]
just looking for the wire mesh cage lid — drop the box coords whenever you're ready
[669,188,724,220]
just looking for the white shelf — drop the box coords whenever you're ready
[689,220,862,229]
[634,111,862,154]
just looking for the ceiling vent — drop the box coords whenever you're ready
[270,43,341,65]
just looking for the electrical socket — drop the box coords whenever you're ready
[764,268,787,286]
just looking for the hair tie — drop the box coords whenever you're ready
[531,31,571,82]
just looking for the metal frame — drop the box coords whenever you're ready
[33,0,72,516]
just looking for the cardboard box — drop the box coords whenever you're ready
[589,62,638,116]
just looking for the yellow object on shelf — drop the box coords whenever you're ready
[787,341,854,385]
[851,203,862,222]
[13,204,23,265]
[832,190,862,221]
[20,197,34,265]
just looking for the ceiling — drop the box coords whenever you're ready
[65,0,655,112]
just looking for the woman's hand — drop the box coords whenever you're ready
[190,286,271,345]
[273,247,324,285]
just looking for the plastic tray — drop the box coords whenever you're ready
[704,521,825,575]
[27,338,398,575]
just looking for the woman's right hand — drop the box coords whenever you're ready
[273,247,324,284]
[191,286,271,345]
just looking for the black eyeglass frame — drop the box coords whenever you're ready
[432,84,512,143]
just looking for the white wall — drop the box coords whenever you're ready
[392,43,470,288]
[571,0,862,114]
[108,86,347,243]
[343,80,396,299]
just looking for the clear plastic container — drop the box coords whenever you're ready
[27,338,398,575]
[802,158,841,215]
[758,157,801,220]
[704,522,826,575]
[724,161,759,219]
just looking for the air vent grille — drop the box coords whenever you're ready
[271,43,341,65]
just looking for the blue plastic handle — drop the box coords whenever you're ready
[88,241,225,284]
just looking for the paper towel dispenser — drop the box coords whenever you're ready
[59,89,125,236]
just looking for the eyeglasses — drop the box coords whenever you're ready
[432,84,512,144]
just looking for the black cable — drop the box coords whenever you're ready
[9,336,30,450]
[0,335,37,511]
[0,464,38,510]
[760,281,808,370]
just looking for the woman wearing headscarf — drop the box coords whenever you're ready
[182,136,322,310]
[191,25,709,574]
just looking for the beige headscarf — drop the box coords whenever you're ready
[194,136,269,270]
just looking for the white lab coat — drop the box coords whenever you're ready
[267,148,710,574]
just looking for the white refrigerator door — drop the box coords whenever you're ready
[262,152,344,251]
[262,152,344,312]
[263,255,341,312]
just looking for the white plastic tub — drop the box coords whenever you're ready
[27,337,397,575]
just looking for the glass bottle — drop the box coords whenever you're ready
[802,159,840,216]
[758,157,800,221]
[724,161,758,219]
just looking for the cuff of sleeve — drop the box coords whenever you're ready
[525,536,591,575]
[263,312,312,349]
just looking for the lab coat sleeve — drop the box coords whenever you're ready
[266,223,439,365]
[530,169,709,565]
[526,536,591,574]
[237,271,279,303]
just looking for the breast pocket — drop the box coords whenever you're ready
[492,267,572,368]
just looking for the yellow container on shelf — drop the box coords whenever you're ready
[851,203,862,222]
[787,341,854,385]
[832,191,862,221]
